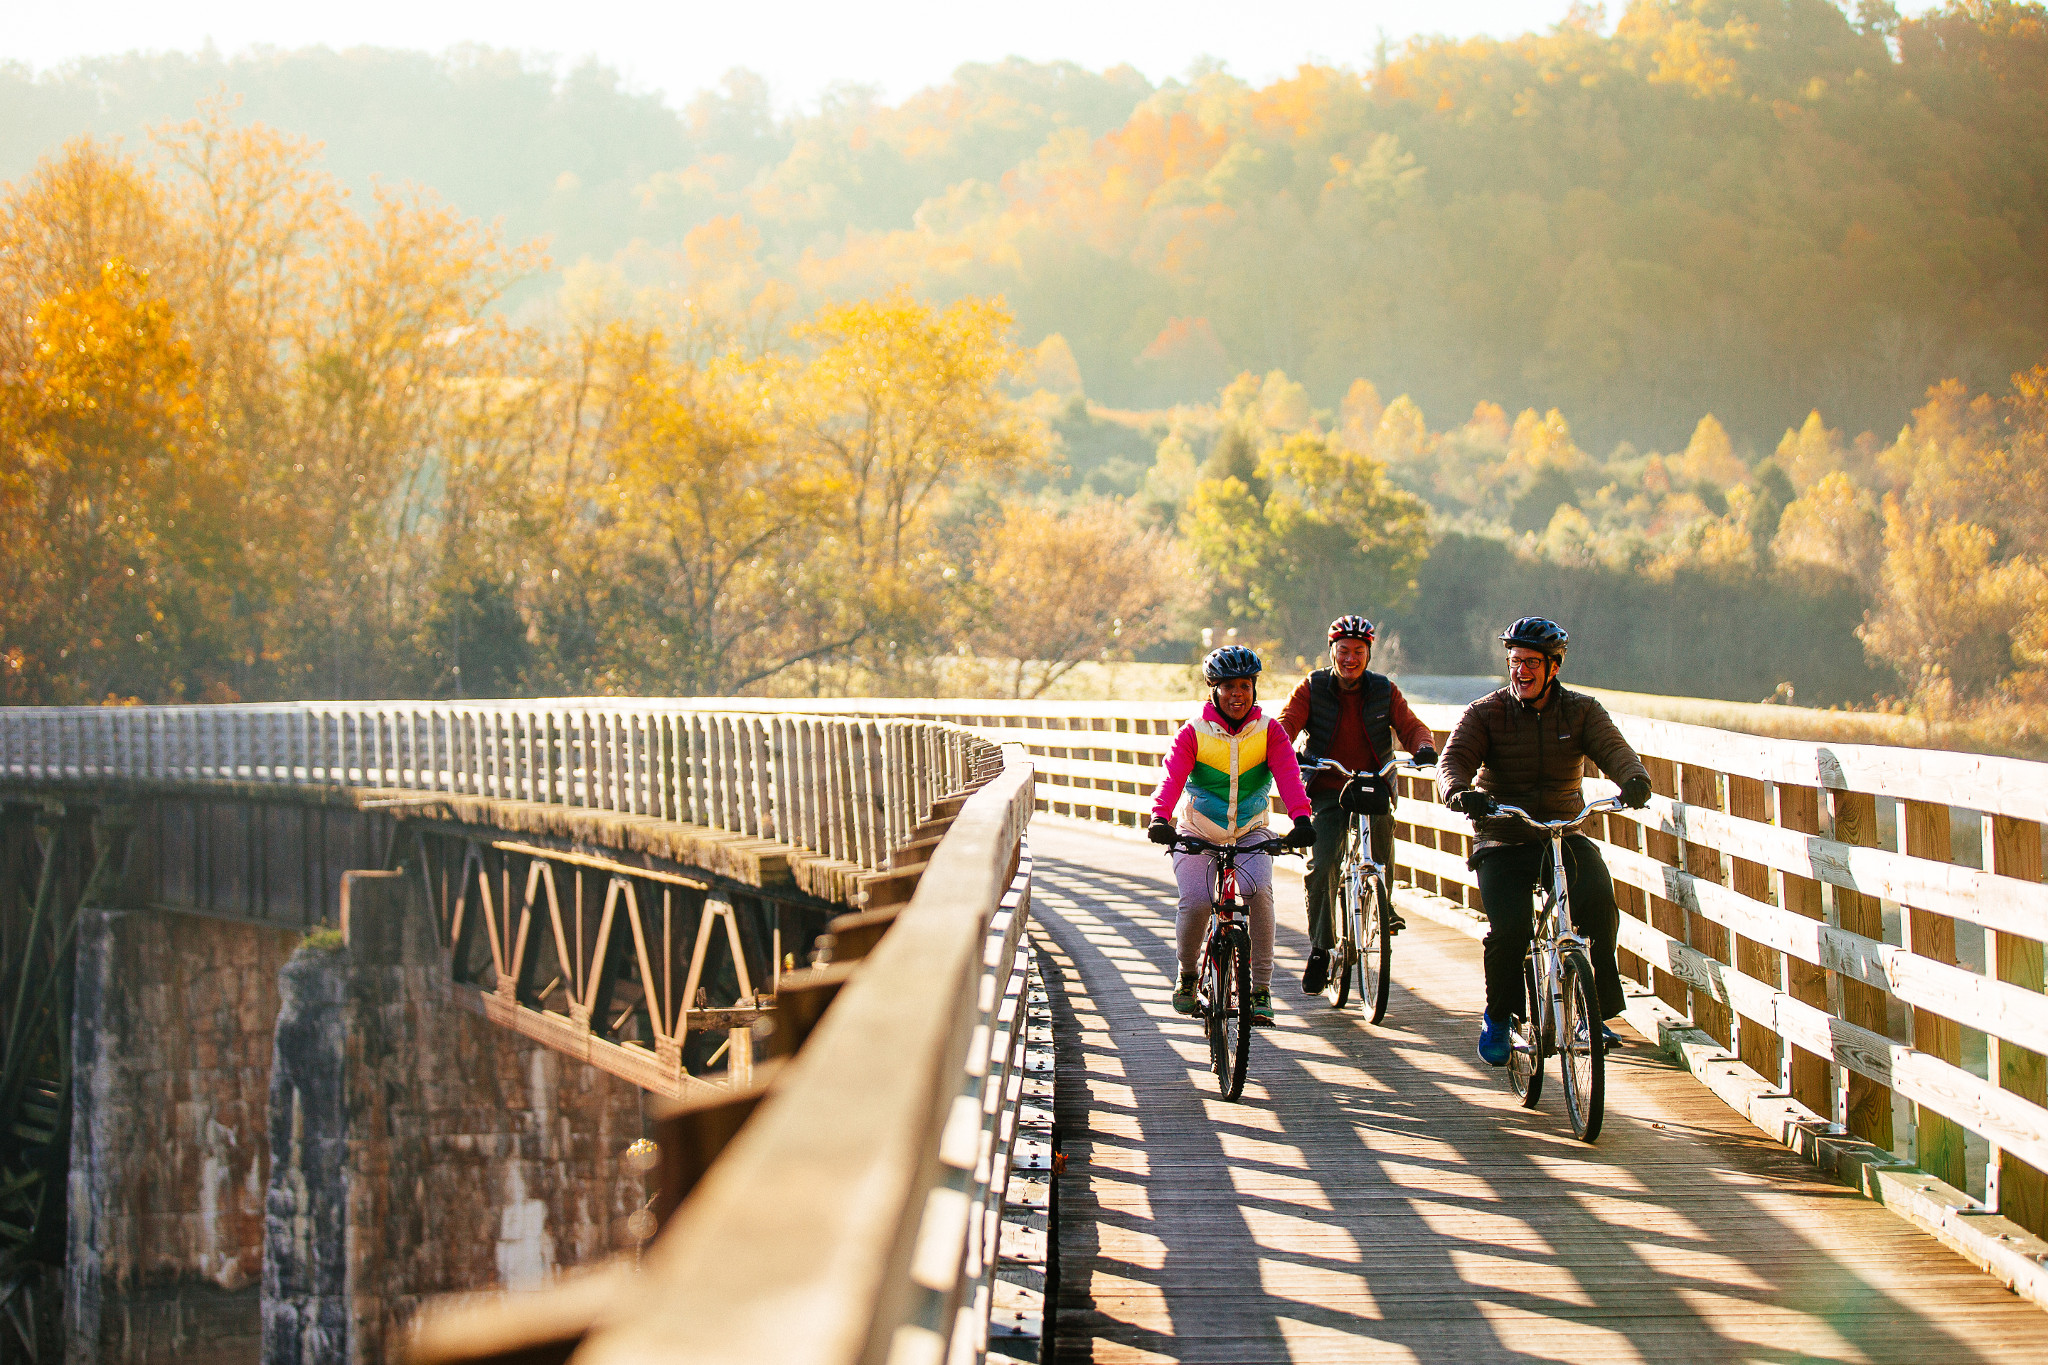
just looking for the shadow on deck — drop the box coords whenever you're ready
[1031,824,2048,1364]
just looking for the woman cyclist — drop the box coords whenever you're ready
[1148,645,1315,1026]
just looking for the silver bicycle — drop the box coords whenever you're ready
[1487,795,1626,1143]
[1304,756,1434,1024]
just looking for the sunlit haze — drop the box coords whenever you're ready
[11,1,1600,107]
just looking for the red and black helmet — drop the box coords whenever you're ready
[1328,615,1376,644]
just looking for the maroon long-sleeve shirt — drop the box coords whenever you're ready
[1279,673,1435,795]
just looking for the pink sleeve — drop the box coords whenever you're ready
[1266,721,1312,820]
[1149,725,1198,823]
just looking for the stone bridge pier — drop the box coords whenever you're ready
[3,794,647,1365]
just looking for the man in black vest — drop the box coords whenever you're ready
[1279,615,1438,995]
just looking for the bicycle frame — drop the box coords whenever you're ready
[1487,794,1627,1139]
[1177,834,1283,972]
[1300,756,1433,1020]
[1169,832,1296,1100]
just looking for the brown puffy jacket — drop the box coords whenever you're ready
[1436,685,1649,845]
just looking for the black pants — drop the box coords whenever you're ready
[1303,791,1392,951]
[1473,835,1626,1020]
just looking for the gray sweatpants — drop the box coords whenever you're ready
[1173,846,1275,989]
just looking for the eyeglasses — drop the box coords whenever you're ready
[1507,659,1549,674]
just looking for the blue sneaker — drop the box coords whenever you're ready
[1477,1011,1512,1067]
[1600,1022,1625,1050]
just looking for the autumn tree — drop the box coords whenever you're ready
[587,332,852,694]
[1185,429,1430,654]
[0,261,214,702]
[969,499,1198,697]
[793,291,1040,680]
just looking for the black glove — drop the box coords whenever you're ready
[1412,745,1437,767]
[1449,788,1496,818]
[1285,816,1317,849]
[1620,774,1653,809]
[1148,818,1178,846]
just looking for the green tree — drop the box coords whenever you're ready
[1184,430,1431,653]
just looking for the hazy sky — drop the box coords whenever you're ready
[5,1,1601,108]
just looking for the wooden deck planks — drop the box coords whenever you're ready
[1034,823,2048,1364]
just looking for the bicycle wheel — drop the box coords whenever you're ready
[1330,858,1358,1009]
[1507,954,1544,1107]
[1203,932,1229,1084]
[1360,872,1391,1024]
[1559,949,1606,1142]
[1228,925,1245,1105]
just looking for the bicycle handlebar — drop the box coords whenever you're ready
[1169,834,1302,859]
[1485,794,1628,834]
[1302,756,1435,781]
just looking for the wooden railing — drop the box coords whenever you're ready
[410,743,1039,1364]
[0,701,990,878]
[0,702,1037,1360]
[715,698,2048,1247]
[20,692,2047,1336]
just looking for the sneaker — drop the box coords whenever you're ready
[1477,1010,1511,1067]
[1387,910,1408,934]
[1251,988,1275,1026]
[1301,948,1329,994]
[1600,1022,1625,1049]
[1171,974,1197,1015]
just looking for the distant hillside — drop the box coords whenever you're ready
[5,1,2046,452]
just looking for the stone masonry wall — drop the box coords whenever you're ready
[264,875,646,1363]
[67,909,300,1365]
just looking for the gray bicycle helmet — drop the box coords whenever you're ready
[1202,645,1263,685]
[1499,617,1568,658]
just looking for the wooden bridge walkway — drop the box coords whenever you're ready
[1031,823,2048,1364]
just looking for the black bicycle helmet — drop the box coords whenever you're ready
[1202,645,1263,685]
[1499,617,1569,658]
[1327,614,1376,643]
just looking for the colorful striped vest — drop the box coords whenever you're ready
[1182,712,1277,843]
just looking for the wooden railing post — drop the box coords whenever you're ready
[1987,813,2046,1233]
[1901,798,1965,1188]
[1830,788,1892,1150]
[1771,782,1834,1117]
[1642,756,1689,1018]
[1679,763,1733,1049]
[1725,773,1782,1086]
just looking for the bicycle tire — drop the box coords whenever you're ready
[1559,949,1606,1142]
[1222,926,1254,1100]
[1361,871,1391,1024]
[1204,931,1229,1084]
[1330,857,1358,1009]
[1507,954,1544,1107]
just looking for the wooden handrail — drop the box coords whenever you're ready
[0,703,998,878]
[564,749,1035,1362]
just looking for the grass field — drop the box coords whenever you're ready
[760,655,2043,759]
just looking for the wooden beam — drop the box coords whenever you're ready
[1988,813,2047,1236]
[1902,798,1965,1189]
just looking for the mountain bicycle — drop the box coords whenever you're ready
[1302,756,1435,1024]
[1487,795,1627,1142]
[1168,833,1300,1101]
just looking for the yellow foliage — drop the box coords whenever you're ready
[971,500,1198,697]
[1860,499,2045,699]
[1508,407,1585,470]
[1772,472,1882,581]
[1669,413,1747,487]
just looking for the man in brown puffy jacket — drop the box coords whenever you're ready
[1436,618,1653,1067]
